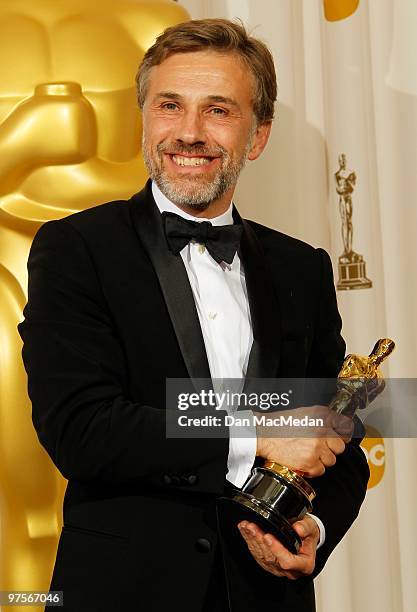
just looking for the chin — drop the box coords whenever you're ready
[161,180,216,210]
[166,174,212,192]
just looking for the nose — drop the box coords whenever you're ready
[174,108,205,145]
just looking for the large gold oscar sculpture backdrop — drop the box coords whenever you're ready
[0,0,188,605]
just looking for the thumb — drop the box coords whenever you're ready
[293,516,318,540]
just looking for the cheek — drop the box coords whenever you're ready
[229,136,252,160]
[204,128,244,157]
[142,117,172,146]
[211,120,252,151]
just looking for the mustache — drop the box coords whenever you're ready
[157,142,227,158]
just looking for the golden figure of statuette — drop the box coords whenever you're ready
[0,0,188,602]
[335,154,372,290]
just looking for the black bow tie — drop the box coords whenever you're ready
[162,211,243,265]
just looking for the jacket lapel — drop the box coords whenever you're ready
[235,210,282,382]
[129,181,211,380]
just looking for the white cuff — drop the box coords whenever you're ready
[306,513,326,549]
[226,410,257,488]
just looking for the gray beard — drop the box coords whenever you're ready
[142,137,252,211]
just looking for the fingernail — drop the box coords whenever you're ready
[264,535,273,546]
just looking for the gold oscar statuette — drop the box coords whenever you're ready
[218,339,395,553]
[335,154,372,290]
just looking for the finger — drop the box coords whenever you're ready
[240,522,283,565]
[244,528,315,579]
[245,523,277,563]
[339,432,352,444]
[367,378,385,403]
[293,516,319,540]
[331,413,354,441]
[265,533,315,574]
[305,460,326,478]
[263,533,298,571]
[246,522,279,563]
[241,522,317,577]
[319,445,337,468]
[238,524,289,577]
[238,521,296,580]
[327,435,346,455]
[238,522,267,560]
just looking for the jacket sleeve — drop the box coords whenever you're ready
[18,218,228,491]
[306,248,370,577]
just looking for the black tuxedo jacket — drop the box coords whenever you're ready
[18,180,369,611]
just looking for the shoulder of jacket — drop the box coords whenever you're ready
[62,197,132,228]
[244,218,318,257]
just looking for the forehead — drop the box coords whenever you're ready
[147,50,254,102]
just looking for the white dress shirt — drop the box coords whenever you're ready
[151,181,325,548]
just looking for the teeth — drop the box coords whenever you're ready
[172,155,212,167]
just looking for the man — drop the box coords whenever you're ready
[18,19,369,612]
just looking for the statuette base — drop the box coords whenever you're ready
[337,256,372,290]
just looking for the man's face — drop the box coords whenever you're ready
[141,50,270,213]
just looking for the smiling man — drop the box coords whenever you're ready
[18,19,369,612]
[139,48,268,214]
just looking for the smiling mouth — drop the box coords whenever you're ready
[168,154,218,167]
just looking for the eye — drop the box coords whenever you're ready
[209,107,227,115]
[161,102,179,111]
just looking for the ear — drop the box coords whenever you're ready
[247,121,272,161]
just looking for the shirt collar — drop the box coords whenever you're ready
[151,181,234,227]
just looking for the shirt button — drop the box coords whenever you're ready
[208,312,217,320]
[198,244,206,254]
[195,538,212,553]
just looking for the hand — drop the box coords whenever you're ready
[328,411,354,442]
[255,405,348,477]
[238,516,320,579]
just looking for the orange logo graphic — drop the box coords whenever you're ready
[324,0,360,21]
[360,425,385,488]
